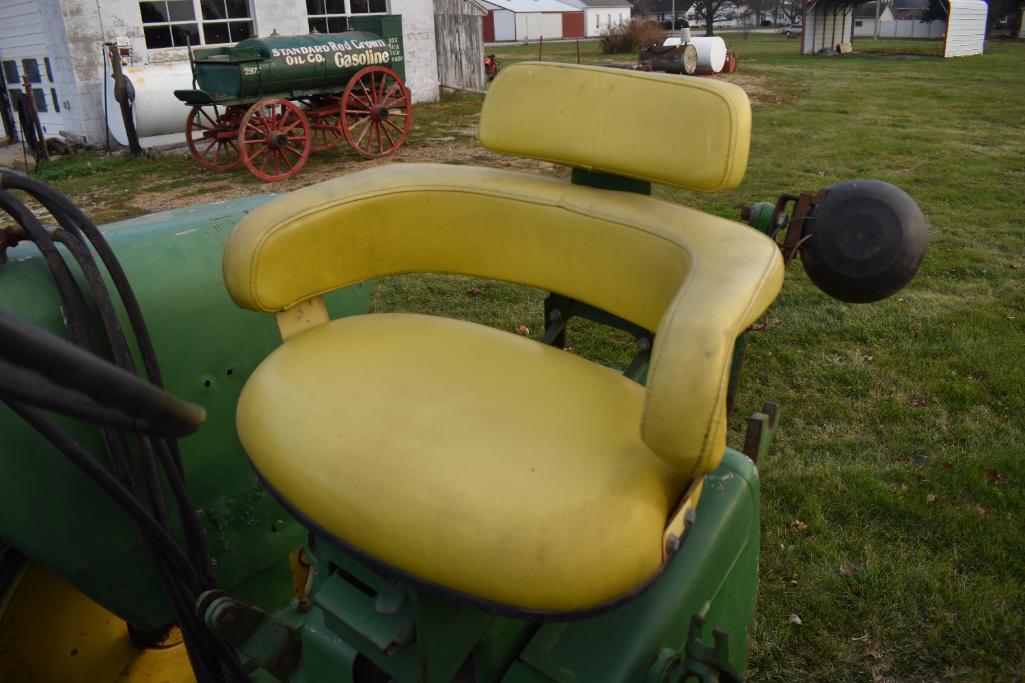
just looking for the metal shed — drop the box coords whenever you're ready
[480,0,584,41]
[943,0,987,57]
[800,0,859,54]
[435,0,488,92]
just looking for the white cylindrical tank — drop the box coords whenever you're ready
[105,62,194,146]
[688,37,727,73]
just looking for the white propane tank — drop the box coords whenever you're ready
[105,62,194,146]
[688,36,728,73]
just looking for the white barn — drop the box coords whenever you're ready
[480,0,585,42]
[0,0,478,146]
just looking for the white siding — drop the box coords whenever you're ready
[944,0,986,57]
[251,4,307,37]
[516,12,544,40]
[585,7,630,37]
[390,0,440,102]
[0,0,74,138]
[540,12,563,38]
[493,9,516,40]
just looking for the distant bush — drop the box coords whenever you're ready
[599,20,665,54]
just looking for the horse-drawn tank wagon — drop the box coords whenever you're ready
[175,25,410,182]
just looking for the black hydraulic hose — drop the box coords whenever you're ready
[48,227,171,527]
[0,310,205,438]
[155,560,224,683]
[0,191,96,350]
[0,360,161,433]
[0,178,235,678]
[0,173,170,393]
[2,401,204,590]
[154,439,215,585]
[0,191,140,490]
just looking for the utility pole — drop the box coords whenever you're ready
[874,0,881,38]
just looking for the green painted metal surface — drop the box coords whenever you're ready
[177,19,405,107]
[290,449,760,682]
[0,196,371,629]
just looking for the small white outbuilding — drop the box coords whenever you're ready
[480,0,585,42]
[943,0,988,57]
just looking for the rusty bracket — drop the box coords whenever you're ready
[0,224,26,265]
[772,190,825,264]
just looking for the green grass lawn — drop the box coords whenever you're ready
[32,33,1025,680]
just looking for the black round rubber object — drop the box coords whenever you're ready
[800,179,927,303]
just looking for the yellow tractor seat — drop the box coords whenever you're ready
[239,312,688,613]
[223,63,785,616]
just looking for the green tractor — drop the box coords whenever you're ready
[0,62,926,682]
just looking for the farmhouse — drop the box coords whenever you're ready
[0,0,485,146]
[479,0,585,42]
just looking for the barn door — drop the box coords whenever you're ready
[434,1,487,92]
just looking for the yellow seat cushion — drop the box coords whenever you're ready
[237,313,690,614]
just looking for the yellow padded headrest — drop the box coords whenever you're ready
[479,62,751,193]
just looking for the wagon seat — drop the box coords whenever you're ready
[222,62,785,618]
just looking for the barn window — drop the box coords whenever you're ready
[51,88,60,112]
[139,0,254,49]
[33,89,47,113]
[855,19,863,25]
[2,61,18,84]
[21,59,41,83]
[307,0,388,34]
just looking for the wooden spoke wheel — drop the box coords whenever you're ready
[185,105,243,172]
[341,66,411,160]
[239,98,312,183]
[301,95,345,153]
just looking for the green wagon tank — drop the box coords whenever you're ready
[173,16,411,182]
[175,27,404,107]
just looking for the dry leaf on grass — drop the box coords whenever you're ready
[839,565,856,577]
[851,632,871,643]
[976,505,991,516]
[790,520,808,532]
[984,469,1005,486]
[788,614,802,626]
[927,493,937,503]
[515,325,530,336]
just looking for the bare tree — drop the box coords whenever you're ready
[692,0,737,34]
[632,0,653,18]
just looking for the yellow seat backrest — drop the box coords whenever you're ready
[480,62,751,193]
[223,64,784,479]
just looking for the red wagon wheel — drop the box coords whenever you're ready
[341,66,411,159]
[185,105,243,172]
[301,95,345,153]
[239,98,312,182]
